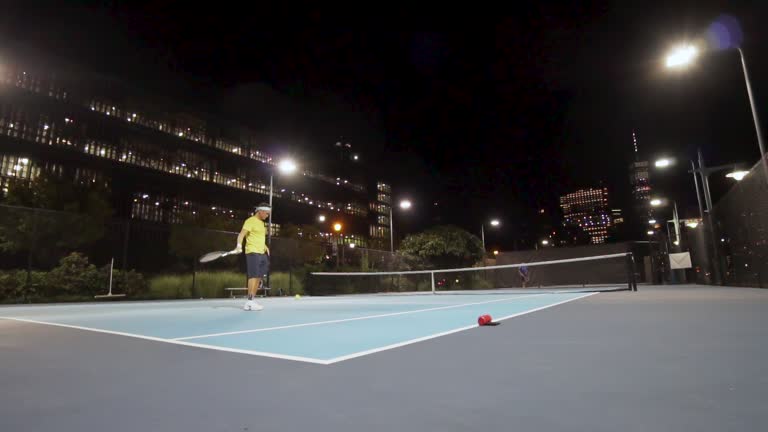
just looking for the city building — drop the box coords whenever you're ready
[628,130,653,213]
[0,49,389,248]
[559,186,612,244]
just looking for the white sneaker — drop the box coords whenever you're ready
[243,300,264,311]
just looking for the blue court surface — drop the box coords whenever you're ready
[0,292,594,364]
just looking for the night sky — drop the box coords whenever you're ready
[2,0,767,248]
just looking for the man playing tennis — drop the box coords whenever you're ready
[519,265,530,288]
[233,203,271,311]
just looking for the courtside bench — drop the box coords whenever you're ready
[225,287,270,298]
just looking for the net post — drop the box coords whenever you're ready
[626,253,638,292]
[632,253,639,291]
[625,253,632,292]
[431,271,436,294]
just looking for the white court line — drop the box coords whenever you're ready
[324,292,598,364]
[173,294,547,341]
[0,316,329,364]
[0,292,598,365]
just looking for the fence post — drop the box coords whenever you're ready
[122,218,130,289]
[26,209,38,288]
[431,271,436,294]
[121,219,130,269]
[191,258,197,298]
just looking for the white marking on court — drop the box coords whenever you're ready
[173,294,547,341]
[0,292,599,365]
[0,316,329,364]
[324,292,598,364]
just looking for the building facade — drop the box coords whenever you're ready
[628,130,653,219]
[0,50,388,247]
[559,187,612,245]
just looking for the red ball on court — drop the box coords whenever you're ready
[478,314,492,326]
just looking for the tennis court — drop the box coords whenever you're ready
[2,264,768,431]
[0,253,636,364]
[0,291,601,364]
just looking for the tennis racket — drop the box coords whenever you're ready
[199,249,240,263]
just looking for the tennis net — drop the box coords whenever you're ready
[308,253,638,296]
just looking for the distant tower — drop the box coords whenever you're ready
[629,130,651,203]
[628,130,653,234]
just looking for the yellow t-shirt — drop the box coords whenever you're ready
[242,216,267,254]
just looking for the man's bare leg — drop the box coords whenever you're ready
[247,277,261,299]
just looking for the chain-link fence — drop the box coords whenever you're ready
[0,204,407,303]
[712,161,768,287]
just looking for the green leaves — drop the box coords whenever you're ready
[398,225,484,269]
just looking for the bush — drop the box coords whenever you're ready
[0,253,148,303]
[147,274,191,299]
[44,252,102,297]
[146,271,244,300]
[268,271,304,296]
[109,269,148,297]
[301,263,356,295]
[194,271,244,298]
[0,270,52,303]
[391,275,432,293]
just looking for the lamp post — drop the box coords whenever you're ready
[665,43,767,181]
[654,154,747,285]
[267,158,297,246]
[691,150,749,285]
[333,222,342,268]
[390,199,412,253]
[481,219,500,251]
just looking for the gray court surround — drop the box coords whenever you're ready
[2,285,767,432]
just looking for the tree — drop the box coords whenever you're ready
[398,225,484,269]
[0,174,112,269]
[270,224,325,270]
[167,209,241,297]
[168,208,240,261]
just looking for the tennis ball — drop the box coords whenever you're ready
[295,294,301,299]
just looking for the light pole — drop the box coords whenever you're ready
[653,197,690,283]
[665,44,768,181]
[692,149,750,285]
[654,154,747,284]
[333,222,342,268]
[267,158,297,246]
[737,47,767,178]
[481,219,500,251]
[389,199,412,253]
[656,157,706,223]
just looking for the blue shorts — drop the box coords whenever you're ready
[246,253,270,279]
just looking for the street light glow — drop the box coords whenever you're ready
[685,221,700,228]
[490,219,500,227]
[726,170,749,181]
[400,200,412,209]
[648,219,657,224]
[647,231,655,235]
[278,159,297,174]
[655,158,672,168]
[333,223,342,232]
[318,215,326,222]
[650,199,662,206]
[493,250,499,256]
[541,239,549,245]
[666,44,698,68]
[349,243,356,249]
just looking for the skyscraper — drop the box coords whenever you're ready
[628,130,653,233]
[559,186,612,244]
[629,130,651,202]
